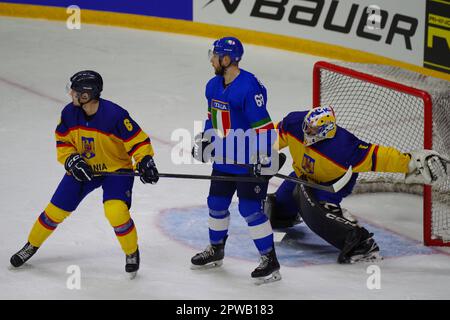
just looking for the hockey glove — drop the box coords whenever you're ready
[252,153,286,177]
[65,154,93,182]
[405,149,449,185]
[192,132,213,163]
[137,155,159,184]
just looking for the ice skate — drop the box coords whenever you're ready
[251,249,281,285]
[10,242,39,268]
[191,236,227,270]
[338,234,382,264]
[126,248,140,279]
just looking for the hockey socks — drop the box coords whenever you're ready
[28,202,70,247]
[104,200,138,255]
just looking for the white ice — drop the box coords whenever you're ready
[0,17,449,299]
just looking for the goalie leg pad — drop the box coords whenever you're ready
[293,185,369,250]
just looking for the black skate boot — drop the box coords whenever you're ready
[191,236,227,269]
[251,248,282,285]
[338,230,382,264]
[10,242,39,268]
[125,248,140,279]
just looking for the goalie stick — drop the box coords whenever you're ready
[94,156,353,192]
[274,169,353,193]
[213,154,354,193]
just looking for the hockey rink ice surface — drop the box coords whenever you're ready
[1,17,450,300]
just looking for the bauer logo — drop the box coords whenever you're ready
[196,0,424,66]
[424,0,450,74]
[203,0,241,14]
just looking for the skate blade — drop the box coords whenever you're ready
[253,270,282,285]
[128,271,138,280]
[190,260,223,270]
[350,252,383,264]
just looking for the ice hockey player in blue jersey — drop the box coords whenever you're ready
[191,37,281,284]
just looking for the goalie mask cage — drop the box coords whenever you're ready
[313,61,450,246]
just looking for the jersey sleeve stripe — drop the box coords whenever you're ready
[371,145,379,171]
[128,138,151,157]
[251,117,272,129]
[56,142,73,148]
[122,129,143,143]
[254,122,275,133]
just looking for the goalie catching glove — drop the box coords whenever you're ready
[405,149,449,185]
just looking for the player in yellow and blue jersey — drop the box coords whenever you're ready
[10,71,159,278]
[265,106,448,263]
[190,37,281,284]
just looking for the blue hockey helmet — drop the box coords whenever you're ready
[209,37,244,63]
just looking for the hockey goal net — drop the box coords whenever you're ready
[313,61,450,246]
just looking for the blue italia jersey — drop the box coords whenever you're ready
[55,98,154,172]
[204,69,275,175]
[277,111,411,203]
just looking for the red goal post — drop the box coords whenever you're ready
[313,61,450,246]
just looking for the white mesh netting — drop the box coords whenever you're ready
[316,62,450,244]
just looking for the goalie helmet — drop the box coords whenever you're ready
[302,106,337,146]
[69,70,103,99]
[209,37,244,63]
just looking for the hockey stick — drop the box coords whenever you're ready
[93,171,267,183]
[273,169,353,193]
[213,154,353,193]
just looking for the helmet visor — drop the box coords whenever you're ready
[65,81,72,94]
[208,49,220,60]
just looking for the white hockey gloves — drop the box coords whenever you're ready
[405,149,449,185]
